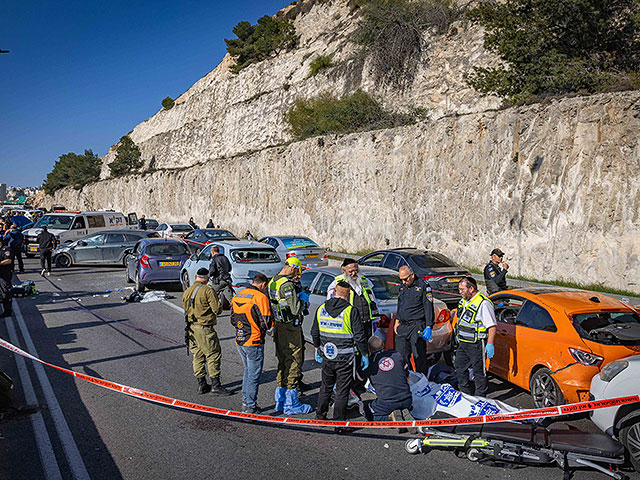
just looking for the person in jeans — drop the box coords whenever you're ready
[208,245,234,308]
[5,224,24,273]
[230,273,272,413]
[37,226,56,276]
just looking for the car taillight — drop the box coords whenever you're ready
[424,274,444,282]
[140,255,150,268]
[286,252,297,258]
[569,347,603,367]
[377,314,391,329]
[323,250,328,259]
[435,309,451,324]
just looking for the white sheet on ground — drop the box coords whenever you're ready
[140,291,168,303]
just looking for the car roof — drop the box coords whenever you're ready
[140,237,185,244]
[303,265,399,276]
[169,223,192,228]
[209,239,275,249]
[365,248,440,256]
[492,288,633,312]
[264,235,314,240]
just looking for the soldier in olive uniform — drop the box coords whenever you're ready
[183,267,231,395]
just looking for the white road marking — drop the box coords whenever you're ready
[5,315,62,480]
[161,299,184,314]
[14,300,91,480]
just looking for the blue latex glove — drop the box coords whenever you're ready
[360,356,369,370]
[486,343,495,359]
[421,327,432,342]
[315,350,323,364]
[298,290,311,303]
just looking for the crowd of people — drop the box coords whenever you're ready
[182,246,511,431]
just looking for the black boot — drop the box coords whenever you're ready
[196,377,211,394]
[210,377,231,396]
[0,300,11,318]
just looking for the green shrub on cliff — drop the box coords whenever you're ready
[161,96,175,110]
[108,136,142,177]
[43,150,101,194]
[308,54,334,77]
[351,0,462,88]
[225,15,297,74]
[286,90,411,140]
[467,0,640,104]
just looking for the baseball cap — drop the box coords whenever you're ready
[196,267,210,277]
[490,248,505,257]
[285,256,302,273]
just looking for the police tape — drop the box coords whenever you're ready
[2,337,638,429]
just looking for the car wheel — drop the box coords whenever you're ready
[122,255,129,267]
[125,266,133,284]
[529,367,565,408]
[135,270,145,293]
[405,439,421,455]
[181,271,190,291]
[55,253,72,268]
[619,413,640,472]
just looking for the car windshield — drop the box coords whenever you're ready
[34,214,74,230]
[170,224,192,232]
[368,274,402,300]
[281,237,319,249]
[410,252,459,269]
[202,230,236,239]
[146,243,189,256]
[572,311,640,345]
[231,249,279,263]
[146,220,158,228]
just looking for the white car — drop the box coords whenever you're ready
[590,354,640,472]
[155,223,193,239]
[299,266,453,356]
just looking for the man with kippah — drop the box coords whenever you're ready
[183,267,231,395]
[312,281,369,429]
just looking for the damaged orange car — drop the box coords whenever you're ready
[485,288,640,408]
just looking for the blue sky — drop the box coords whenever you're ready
[0,0,291,187]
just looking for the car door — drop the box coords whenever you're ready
[70,216,88,240]
[73,234,106,263]
[127,241,142,278]
[381,253,403,272]
[300,271,320,342]
[102,233,127,264]
[490,295,524,380]
[513,300,559,389]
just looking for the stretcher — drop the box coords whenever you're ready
[404,418,630,479]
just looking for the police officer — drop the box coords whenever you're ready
[394,265,434,374]
[364,336,412,421]
[484,248,509,294]
[312,281,368,424]
[183,267,231,395]
[269,257,312,415]
[454,277,496,397]
[0,237,14,317]
[327,258,379,339]
[5,224,24,273]
[209,245,233,308]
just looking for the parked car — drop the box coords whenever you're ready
[298,266,452,357]
[184,229,238,253]
[477,287,640,408]
[259,235,328,268]
[125,238,191,292]
[180,240,284,291]
[155,223,193,238]
[143,219,159,231]
[23,210,138,257]
[590,355,640,472]
[53,229,159,267]
[358,248,471,307]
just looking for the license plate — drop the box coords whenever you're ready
[29,246,38,252]
[159,261,179,267]
[446,277,462,283]
[306,254,318,258]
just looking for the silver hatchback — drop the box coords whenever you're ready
[259,235,328,268]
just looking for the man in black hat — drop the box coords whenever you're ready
[483,248,509,295]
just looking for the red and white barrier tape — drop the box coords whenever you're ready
[1,337,638,429]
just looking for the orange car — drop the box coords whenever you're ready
[460,288,640,407]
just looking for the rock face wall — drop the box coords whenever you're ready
[98,0,499,178]
[49,91,640,293]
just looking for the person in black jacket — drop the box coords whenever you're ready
[394,265,435,374]
[364,336,412,421]
[5,224,24,273]
[208,246,233,307]
[312,282,368,425]
[483,248,509,294]
[0,237,14,317]
[37,226,56,276]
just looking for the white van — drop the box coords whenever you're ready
[23,211,138,257]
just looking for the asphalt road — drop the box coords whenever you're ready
[1,257,638,480]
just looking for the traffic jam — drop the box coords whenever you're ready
[7,206,640,479]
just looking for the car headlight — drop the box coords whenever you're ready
[599,360,629,382]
